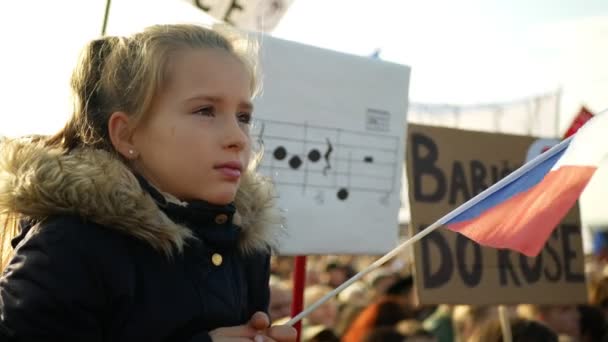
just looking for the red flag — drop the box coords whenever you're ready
[564,106,594,138]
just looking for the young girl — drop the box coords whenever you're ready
[0,24,296,342]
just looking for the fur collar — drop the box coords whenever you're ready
[0,137,283,256]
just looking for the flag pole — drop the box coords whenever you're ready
[285,135,573,327]
[498,305,513,342]
[101,0,112,36]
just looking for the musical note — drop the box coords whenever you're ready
[323,138,333,176]
[257,122,266,147]
[337,188,349,201]
[273,146,287,160]
[308,149,321,162]
[289,155,303,169]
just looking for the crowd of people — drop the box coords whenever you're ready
[269,254,608,342]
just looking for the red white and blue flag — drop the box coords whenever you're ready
[444,112,607,256]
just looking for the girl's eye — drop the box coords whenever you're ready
[237,112,252,125]
[193,106,215,116]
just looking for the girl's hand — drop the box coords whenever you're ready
[264,324,297,342]
[209,312,296,342]
[209,324,259,342]
[250,311,297,342]
[209,313,267,342]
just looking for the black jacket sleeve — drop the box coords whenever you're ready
[246,251,271,317]
[0,221,107,342]
[187,332,213,342]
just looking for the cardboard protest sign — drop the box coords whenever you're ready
[406,124,586,305]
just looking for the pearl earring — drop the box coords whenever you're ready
[128,149,135,155]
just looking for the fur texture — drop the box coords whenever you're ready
[0,138,283,256]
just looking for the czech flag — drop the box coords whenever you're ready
[444,112,607,257]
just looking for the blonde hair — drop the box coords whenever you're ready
[47,23,259,151]
[1,24,259,270]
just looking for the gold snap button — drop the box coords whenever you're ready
[215,214,228,225]
[211,253,223,266]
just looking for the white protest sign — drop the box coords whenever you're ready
[252,35,410,254]
[184,0,293,32]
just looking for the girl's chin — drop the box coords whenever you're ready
[202,192,237,205]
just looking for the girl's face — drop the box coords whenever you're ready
[132,48,253,204]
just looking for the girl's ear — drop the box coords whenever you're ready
[108,112,138,159]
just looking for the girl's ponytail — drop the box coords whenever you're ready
[46,36,120,151]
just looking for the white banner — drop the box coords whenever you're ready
[408,91,561,138]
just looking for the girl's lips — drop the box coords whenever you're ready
[216,167,241,179]
[214,161,243,180]
[215,161,243,171]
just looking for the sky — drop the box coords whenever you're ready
[0,0,214,137]
[271,0,608,132]
[1,0,606,136]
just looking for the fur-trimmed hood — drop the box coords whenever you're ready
[0,137,284,256]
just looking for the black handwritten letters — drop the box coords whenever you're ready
[411,133,517,205]
[194,0,244,26]
[419,224,584,289]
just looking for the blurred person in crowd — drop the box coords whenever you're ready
[366,268,399,300]
[517,304,580,341]
[304,285,338,328]
[323,262,356,288]
[334,303,367,338]
[342,295,412,341]
[578,305,607,342]
[301,325,340,342]
[396,319,437,342]
[334,280,371,336]
[338,280,370,307]
[384,275,431,320]
[469,317,558,342]
[269,276,293,323]
[422,305,454,342]
[452,305,498,342]
[589,275,608,320]
[271,256,295,279]
[363,327,407,342]
[306,267,322,286]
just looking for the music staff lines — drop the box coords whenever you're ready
[254,119,401,201]
[255,118,400,139]
[331,158,394,167]
[271,181,392,194]
[259,135,398,153]
[259,165,394,180]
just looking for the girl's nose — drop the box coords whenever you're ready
[223,116,248,151]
